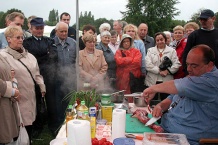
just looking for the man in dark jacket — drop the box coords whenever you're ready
[183,9,218,73]
[138,23,155,52]
[50,12,76,40]
[23,17,58,137]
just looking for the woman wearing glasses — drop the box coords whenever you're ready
[0,26,45,144]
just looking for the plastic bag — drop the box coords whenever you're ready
[6,102,29,145]
[7,126,29,145]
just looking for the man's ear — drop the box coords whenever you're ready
[208,61,214,70]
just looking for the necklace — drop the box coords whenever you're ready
[157,48,165,57]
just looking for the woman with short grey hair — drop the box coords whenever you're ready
[97,23,111,44]
[96,31,116,90]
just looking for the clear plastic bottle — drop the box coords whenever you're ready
[66,105,74,137]
[66,105,74,122]
[76,101,89,120]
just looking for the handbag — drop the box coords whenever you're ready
[7,102,30,145]
[18,60,47,114]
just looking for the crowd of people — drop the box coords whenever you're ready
[0,8,218,145]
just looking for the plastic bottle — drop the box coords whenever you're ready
[76,101,89,120]
[66,105,73,122]
[66,105,74,137]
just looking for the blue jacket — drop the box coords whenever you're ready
[0,32,8,49]
[134,39,146,74]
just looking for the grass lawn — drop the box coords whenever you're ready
[32,126,55,145]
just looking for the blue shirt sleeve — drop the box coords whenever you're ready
[174,75,217,102]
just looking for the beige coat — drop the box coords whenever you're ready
[0,47,45,126]
[79,48,108,90]
[0,54,19,143]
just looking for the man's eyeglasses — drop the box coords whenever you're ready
[11,36,24,40]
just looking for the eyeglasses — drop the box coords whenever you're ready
[123,40,130,43]
[11,36,24,40]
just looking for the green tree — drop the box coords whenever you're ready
[0,11,5,28]
[121,0,180,36]
[78,11,95,30]
[170,19,186,31]
[0,8,28,29]
[46,9,59,26]
[188,8,204,26]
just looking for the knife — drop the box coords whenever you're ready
[124,93,143,97]
[145,116,161,126]
[125,134,143,140]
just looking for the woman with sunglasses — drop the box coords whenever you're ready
[0,26,45,144]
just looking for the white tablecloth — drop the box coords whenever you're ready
[56,103,144,145]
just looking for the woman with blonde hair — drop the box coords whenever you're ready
[0,26,45,143]
[170,25,187,79]
[184,22,199,37]
[79,34,108,90]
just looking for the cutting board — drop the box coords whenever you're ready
[125,114,156,133]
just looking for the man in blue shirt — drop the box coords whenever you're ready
[143,44,218,145]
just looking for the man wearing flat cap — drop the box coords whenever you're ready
[183,9,218,73]
[23,17,58,138]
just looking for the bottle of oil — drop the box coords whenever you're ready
[66,105,74,136]
[76,101,89,120]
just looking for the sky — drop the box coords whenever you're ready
[0,0,218,26]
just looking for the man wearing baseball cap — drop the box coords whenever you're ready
[183,9,218,74]
[23,17,58,138]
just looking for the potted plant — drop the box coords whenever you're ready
[63,89,101,108]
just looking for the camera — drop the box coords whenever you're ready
[159,56,172,71]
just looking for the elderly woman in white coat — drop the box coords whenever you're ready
[0,26,45,143]
[145,32,181,100]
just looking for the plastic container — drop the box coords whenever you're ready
[101,94,111,105]
[113,137,135,145]
[143,133,190,145]
[76,101,89,120]
[96,119,107,125]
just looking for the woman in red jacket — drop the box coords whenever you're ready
[170,25,187,79]
[115,34,142,99]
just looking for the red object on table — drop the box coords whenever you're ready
[91,138,113,145]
